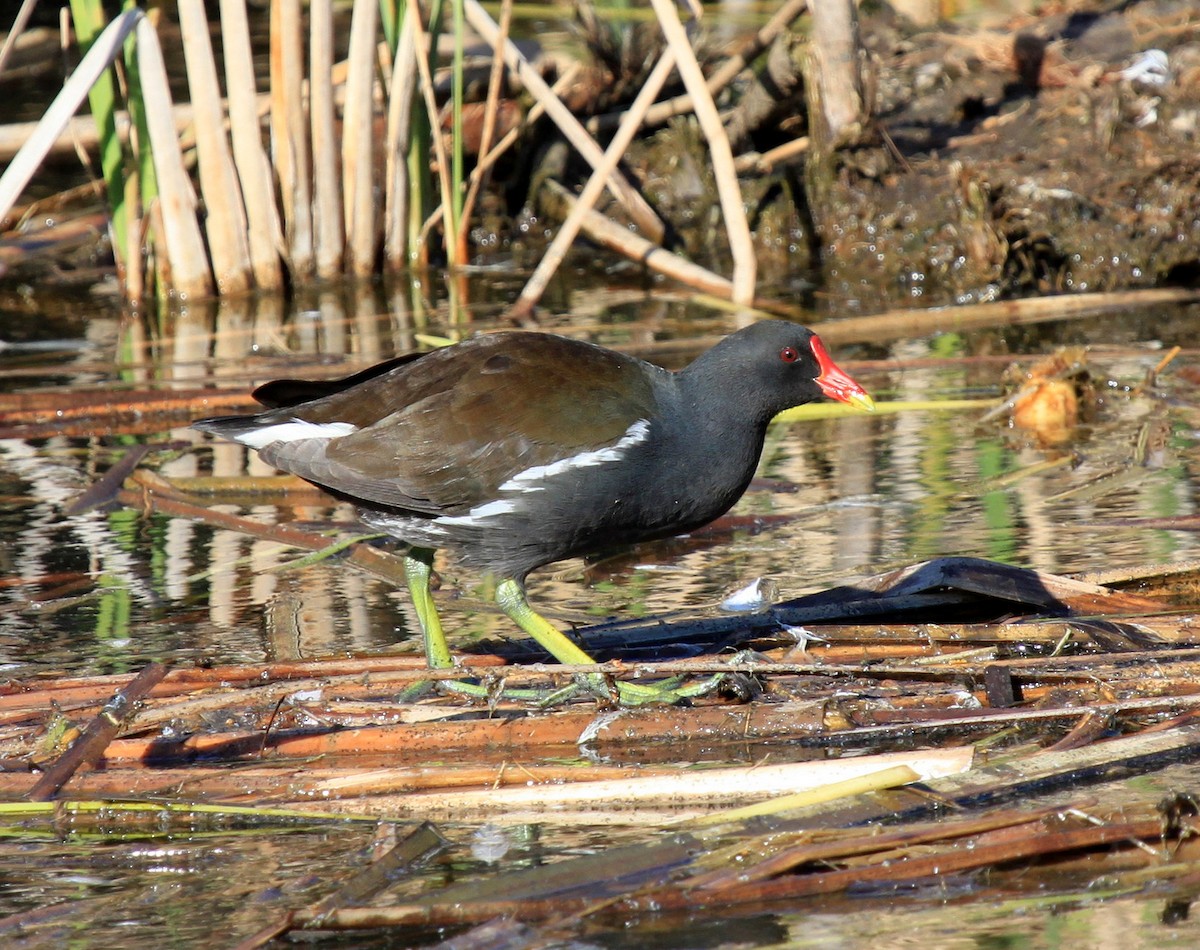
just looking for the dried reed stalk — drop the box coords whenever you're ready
[310,0,344,277]
[383,12,419,268]
[269,0,313,275]
[176,0,253,294]
[136,15,212,298]
[218,0,284,290]
[342,0,380,275]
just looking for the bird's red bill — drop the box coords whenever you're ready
[811,337,875,411]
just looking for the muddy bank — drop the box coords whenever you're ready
[547,1,1200,311]
[2,2,1198,315]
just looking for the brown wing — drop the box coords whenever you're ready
[258,332,663,514]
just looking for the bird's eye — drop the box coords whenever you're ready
[779,346,799,363]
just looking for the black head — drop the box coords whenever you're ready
[682,320,873,422]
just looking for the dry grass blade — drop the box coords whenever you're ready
[0,10,139,224]
[0,0,40,78]
[341,750,972,825]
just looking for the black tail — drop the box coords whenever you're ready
[250,352,423,408]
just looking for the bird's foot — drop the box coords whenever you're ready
[397,677,543,705]
[397,670,726,708]
[535,672,728,708]
[439,676,547,705]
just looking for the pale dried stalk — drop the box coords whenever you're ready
[649,0,756,304]
[0,0,39,78]
[353,749,972,824]
[176,0,252,293]
[218,0,283,290]
[136,16,212,298]
[122,171,143,304]
[462,0,665,244]
[512,49,677,318]
[342,0,379,275]
[310,0,343,278]
[542,179,735,298]
[383,12,417,267]
[589,0,810,133]
[269,0,313,276]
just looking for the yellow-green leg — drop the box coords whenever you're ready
[404,548,452,669]
[403,551,542,703]
[402,555,720,707]
[495,579,722,707]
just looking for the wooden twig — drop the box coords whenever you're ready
[540,179,733,297]
[61,444,152,516]
[27,661,169,800]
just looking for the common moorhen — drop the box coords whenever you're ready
[194,320,873,703]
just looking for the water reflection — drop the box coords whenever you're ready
[1,290,1199,676]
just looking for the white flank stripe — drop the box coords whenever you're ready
[435,498,518,528]
[499,419,651,493]
[236,419,357,449]
[431,419,651,530]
